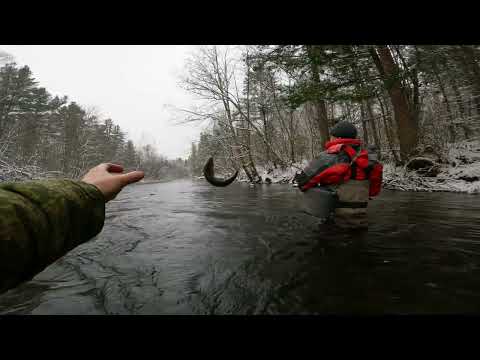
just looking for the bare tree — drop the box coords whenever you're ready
[370,46,418,162]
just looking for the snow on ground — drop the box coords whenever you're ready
[237,161,308,184]
[236,139,480,195]
[3,140,479,195]
[383,139,480,194]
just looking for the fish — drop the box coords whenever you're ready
[203,157,238,187]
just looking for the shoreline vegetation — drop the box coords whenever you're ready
[184,46,480,195]
[3,138,479,195]
[2,45,480,196]
[0,53,189,184]
[135,177,187,185]
[194,138,480,194]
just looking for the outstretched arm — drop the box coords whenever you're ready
[0,163,144,295]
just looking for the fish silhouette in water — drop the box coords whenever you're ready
[203,157,238,187]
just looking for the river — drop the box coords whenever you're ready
[1,179,480,314]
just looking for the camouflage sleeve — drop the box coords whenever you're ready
[0,180,105,294]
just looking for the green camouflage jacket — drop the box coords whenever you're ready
[0,180,105,295]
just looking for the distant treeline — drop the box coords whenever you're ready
[185,46,480,181]
[0,54,188,181]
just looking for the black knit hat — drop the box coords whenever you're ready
[330,121,357,139]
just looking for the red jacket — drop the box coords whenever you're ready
[295,138,383,197]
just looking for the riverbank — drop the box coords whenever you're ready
[0,162,62,183]
[3,139,479,195]
[382,139,480,194]
[232,139,480,194]
[0,162,187,185]
[236,164,303,185]
[135,177,189,185]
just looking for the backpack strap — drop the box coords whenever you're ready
[349,148,362,165]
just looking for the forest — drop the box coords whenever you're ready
[0,50,189,182]
[185,45,480,192]
[2,46,480,192]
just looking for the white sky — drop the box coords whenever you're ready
[0,45,207,159]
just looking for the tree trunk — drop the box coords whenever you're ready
[315,99,330,147]
[370,46,418,162]
[305,45,330,146]
[360,102,369,144]
[432,62,453,119]
[459,46,480,114]
[345,45,379,153]
[244,79,260,181]
[261,106,272,166]
[378,94,400,164]
[289,110,296,163]
[243,53,260,182]
[440,56,467,119]
[366,99,381,157]
[431,60,456,142]
[245,123,260,182]
[305,103,318,159]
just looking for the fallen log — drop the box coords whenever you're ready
[405,157,441,177]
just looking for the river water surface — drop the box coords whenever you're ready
[1,179,480,314]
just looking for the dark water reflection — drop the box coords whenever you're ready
[1,179,480,314]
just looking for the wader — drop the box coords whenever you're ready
[334,179,369,229]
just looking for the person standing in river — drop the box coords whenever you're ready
[0,163,144,295]
[294,121,384,229]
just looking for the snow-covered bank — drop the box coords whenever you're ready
[234,139,480,194]
[236,162,307,185]
[136,177,187,185]
[383,139,480,194]
[3,139,479,195]
[0,161,62,182]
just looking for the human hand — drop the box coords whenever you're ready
[81,163,145,202]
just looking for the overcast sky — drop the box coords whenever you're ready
[0,45,206,159]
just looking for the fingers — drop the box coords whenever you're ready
[120,171,145,185]
[106,163,124,173]
[98,163,124,173]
